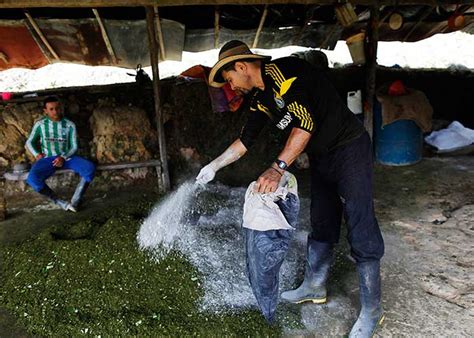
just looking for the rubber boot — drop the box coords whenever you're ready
[38,185,71,211]
[349,260,384,338]
[281,238,333,304]
[69,178,90,212]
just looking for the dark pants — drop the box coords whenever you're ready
[309,132,384,263]
[27,155,96,192]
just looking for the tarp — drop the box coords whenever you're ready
[0,22,48,69]
[0,4,473,71]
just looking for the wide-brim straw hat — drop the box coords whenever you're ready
[208,40,271,88]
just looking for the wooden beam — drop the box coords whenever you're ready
[145,6,170,193]
[295,5,318,45]
[153,6,166,61]
[97,159,162,170]
[23,17,52,63]
[378,7,397,28]
[3,159,163,181]
[364,6,380,140]
[3,1,474,9]
[214,6,220,49]
[24,12,60,60]
[252,4,268,49]
[0,51,9,64]
[318,23,339,49]
[403,6,434,42]
[92,8,118,65]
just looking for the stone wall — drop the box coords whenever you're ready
[2,66,473,198]
[89,98,158,163]
[0,102,43,167]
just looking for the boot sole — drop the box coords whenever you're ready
[291,297,327,304]
[67,205,77,213]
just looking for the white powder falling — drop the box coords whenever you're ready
[137,181,310,315]
[137,180,198,258]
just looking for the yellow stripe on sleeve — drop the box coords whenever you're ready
[287,101,314,131]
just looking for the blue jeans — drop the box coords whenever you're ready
[245,193,300,323]
[309,132,384,263]
[26,155,96,192]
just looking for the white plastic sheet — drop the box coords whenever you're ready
[424,121,474,151]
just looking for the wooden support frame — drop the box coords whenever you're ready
[23,18,53,63]
[3,1,474,9]
[403,5,434,42]
[364,6,380,140]
[214,6,220,49]
[153,6,166,61]
[0,52,9,64]
[24,11,60,61]
[146,6,171,192]
[92,8,118,65]
[295,5,318,45]
[252,4,269,48]
[378,7,397,28]
[318,23,339,49]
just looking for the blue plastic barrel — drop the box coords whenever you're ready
[374,101,422,166]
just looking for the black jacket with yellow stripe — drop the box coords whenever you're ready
[240,57,365,156]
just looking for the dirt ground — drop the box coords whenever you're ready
[0,156,473,336]
[277,156,473,337]
[372,156,473,336]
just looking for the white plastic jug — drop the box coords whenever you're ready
[347,90,362,115]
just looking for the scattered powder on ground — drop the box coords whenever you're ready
[137,181,310,314]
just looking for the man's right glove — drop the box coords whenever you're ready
[196,163,216,185]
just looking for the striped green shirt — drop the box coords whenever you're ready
[26,117,78,159]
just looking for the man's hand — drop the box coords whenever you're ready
[52,156,65,168]
[196,164,216,185]
[35,153,45,161]
[254,167,283,194]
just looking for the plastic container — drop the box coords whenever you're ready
[347,90,363,115]
[374,101,422,166]
[346,33,366,65]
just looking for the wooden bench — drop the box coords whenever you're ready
[3,159,162,181]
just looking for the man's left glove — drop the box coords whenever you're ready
[196,163,216,185]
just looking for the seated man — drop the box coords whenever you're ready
[25,96,95,212]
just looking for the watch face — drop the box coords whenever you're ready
[277,160,287,170]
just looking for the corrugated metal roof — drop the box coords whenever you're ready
[0,4,472,70]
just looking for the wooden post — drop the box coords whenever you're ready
[153,6,166,61]
[92,8,118,65]
[146,6,170,192]
[0,178,5,221]
[252,4,269,49]
[214,6,220,49]
[24,11,60,61]
[364,6,379,140]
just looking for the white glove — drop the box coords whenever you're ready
[196,164,216,185]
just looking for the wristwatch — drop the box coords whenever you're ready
[275,159,288,170]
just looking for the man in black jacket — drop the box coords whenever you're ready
[196,40,384,337]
